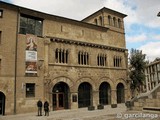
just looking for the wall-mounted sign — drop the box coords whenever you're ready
[72,95,77,102]
[25,34,37,75]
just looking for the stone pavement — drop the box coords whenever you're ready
[0,104,159,120]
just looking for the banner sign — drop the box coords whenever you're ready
[25,34,37,74]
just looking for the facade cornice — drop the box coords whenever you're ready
[46,36,127,52]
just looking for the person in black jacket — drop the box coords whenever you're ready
[37,99,42,116]
[44,100,49,116]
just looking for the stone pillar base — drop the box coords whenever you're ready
[111,104,117,108]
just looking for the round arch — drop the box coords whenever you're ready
[116,83,125,103]
[75,77,95,92]
[78,82,92,108]
[49,76,74,91]
[115,78,127,89]
[49,76,73,111]
[52,82,70,110]
[99,82,111,105]
[98,77,114,90]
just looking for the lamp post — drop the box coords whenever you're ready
[157,12,160,17]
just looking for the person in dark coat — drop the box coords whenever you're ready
[37,99,43,116]
[44,100,49,116]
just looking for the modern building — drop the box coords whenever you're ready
[144,58,160,92]
[0,1,129,115]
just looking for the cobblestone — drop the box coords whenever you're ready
[0,104,159,120]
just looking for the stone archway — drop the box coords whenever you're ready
[48,77,73,111]
[0,92,5,115]
[99,82,111,105]
[116,83,125,103]
[52,82,70,110]
[78,82,92,108]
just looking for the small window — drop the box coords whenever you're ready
[55,48,68,64]
[99,16,103,26]
[0,31,1,44]
[108,15,112,25]
[26,83,35,97]
[118,19,121,28]
[78,51,89,65]
[113,17,116,27]
[113,56,122,67]
[0,59,1,74]
[0,10,3,18]
[94,19,98,25]
[97,54,107,66]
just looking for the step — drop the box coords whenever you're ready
[143,107,160,113]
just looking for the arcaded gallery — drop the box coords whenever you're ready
[0,1,129,115]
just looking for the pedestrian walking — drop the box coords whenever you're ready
[44,100,49,116]
[37,99,43,116]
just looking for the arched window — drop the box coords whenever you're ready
[78,51,89,65]
[108,15,112,25]
[99,16,103,26]
[94,19,98,25]
[97,54,107,66]
[55,48,69,64]
[118,18,121,28]
[113,17,116,27]
[113,56,122,67]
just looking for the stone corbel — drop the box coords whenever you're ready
[44,38,51,45]
[44,79,51,86]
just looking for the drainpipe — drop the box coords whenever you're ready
[14,7,20,115]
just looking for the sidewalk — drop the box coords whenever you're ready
[0,104,159,120]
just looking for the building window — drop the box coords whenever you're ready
[97,54,107,66]
[108,15,112,25]
[0,59,1,74]
[118,18,121,28]
[0,10,3,18]
[99,16,103,26]
[94,19,98,25]
[113,17,116,27]
[78,51,89,65]
[26,83,35,97]
[0,31,1,44]
[19,14,43,36]
[55,48,68,64]
[113,56,122,67]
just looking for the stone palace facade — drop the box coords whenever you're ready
[0,1,129,115]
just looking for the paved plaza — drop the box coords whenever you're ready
[0,104,159,120]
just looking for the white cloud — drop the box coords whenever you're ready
[126,34,147,43]
[139,42,160,61]
[10,0,105,20]
[6,0,160,61]
[9,0,160,28]
[153,35,160,41]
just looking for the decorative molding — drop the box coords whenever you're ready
[48,36,127,52]
[44,38,51,45]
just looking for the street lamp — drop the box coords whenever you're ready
[157,12,160,17]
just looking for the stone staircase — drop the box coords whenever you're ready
[131,83,160,113]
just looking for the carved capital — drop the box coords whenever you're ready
[44,38,51,45]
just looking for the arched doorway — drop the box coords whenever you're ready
[52,82,70,110]
[78,82,92,108]
[116,83,125,103]
[99,82,111,105]
[0,92,5,115]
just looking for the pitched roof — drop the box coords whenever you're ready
[82,7,127,21]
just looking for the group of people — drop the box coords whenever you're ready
[37,99,49,116]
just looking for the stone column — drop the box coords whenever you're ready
[92,91,99,107]
[70,93,78,109]
[111,89,117,108]
[44,38,50,76]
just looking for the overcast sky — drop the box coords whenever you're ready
[2,0,160,61]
